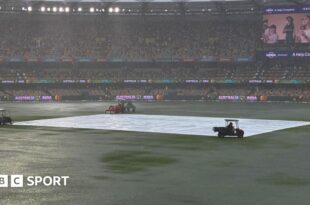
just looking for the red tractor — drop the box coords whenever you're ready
[105,104,124,114]
[105,100,136,114]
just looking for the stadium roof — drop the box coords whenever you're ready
[7,0,238,1]
[1,0,308,4]
[2,0,308,3]
[0,0,309,15]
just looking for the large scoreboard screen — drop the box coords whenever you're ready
[262,6,310,44]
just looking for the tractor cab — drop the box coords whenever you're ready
[119,99,136,113]
[225,119,240,129]
[0,109,13,125]
[125,101,136,112]
[0,109,9,118]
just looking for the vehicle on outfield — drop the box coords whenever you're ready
[0,109,13,125]
[105,104,123,114]
[213,119,244,138]
[124,101,136,113]
[105,100,136,114]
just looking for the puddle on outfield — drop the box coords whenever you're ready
[101,150,177,173]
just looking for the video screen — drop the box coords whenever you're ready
[262,7,310,44]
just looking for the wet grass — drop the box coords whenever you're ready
[91,176,110,180]
[257,172,310,187]
[101,150,177,173]
[0,102,310,204]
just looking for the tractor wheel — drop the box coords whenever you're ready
[218,133,224,138]
[237,130,244,138]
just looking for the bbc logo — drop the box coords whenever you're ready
[0,175,69,188]
[0,175,23,188]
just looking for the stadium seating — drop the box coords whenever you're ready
[0,14,309,102]
[0,16,259,59]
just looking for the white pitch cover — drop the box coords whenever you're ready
[15,114,310,137]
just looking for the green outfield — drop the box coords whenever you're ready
[1,101,310,205]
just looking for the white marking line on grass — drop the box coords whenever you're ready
[14,114,310,137]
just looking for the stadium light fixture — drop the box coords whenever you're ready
[90,7,95,13]
[27,6,32,12]
[41,7,46,12]
[108,7,113,13]
[47,7,51,12]
[115,7,120,13]
[59,7,64,12]
[78,7,82,12]
[53,7,57,12]
[65,7,70,13]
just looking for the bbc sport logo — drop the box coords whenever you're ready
[0,175,69,188]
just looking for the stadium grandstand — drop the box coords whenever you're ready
[0,0,309,103]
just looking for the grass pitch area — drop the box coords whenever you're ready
[1,101,310,205]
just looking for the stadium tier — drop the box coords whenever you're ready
[0,5,309,102]
[0,15,259,60]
